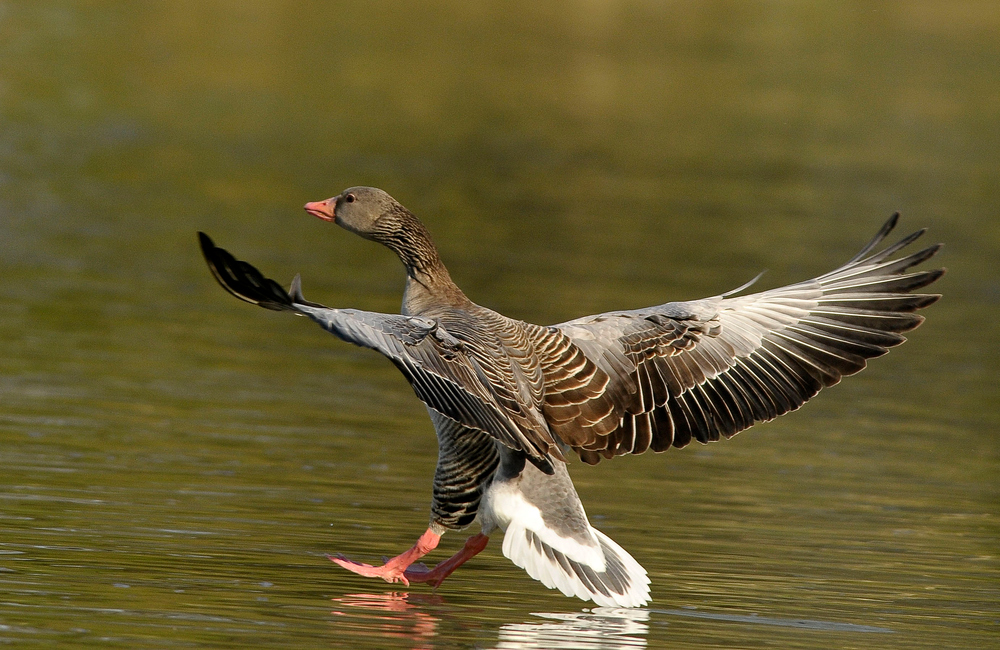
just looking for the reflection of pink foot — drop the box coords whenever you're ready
[330,528,442,587]
[403,534,490,589]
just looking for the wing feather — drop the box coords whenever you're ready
[198,232,559,472]
[545,215,943,463]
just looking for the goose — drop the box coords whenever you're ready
[198,187,943,607]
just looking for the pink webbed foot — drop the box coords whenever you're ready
[330,530,490,590]
[402,533,490,589]
[330,554,414,586]
[330,528,442,587]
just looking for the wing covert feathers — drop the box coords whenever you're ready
[550,215,944,464]
[199,233,559,472]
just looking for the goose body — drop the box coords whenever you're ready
[199,186,943,607]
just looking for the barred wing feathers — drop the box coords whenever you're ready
[198,232,560,472]
[549,214,944,464]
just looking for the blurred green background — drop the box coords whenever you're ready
[0,1,996,648]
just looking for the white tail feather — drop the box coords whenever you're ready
[502,521,651,608]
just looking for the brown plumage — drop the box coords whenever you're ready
[199,187,943,606]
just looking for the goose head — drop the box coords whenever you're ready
[303,187,455,297]
[304,186,404,242]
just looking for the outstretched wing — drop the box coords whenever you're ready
[545,214,945,464]
[198,232,559,472]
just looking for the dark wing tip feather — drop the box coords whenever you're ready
[908,267,946,294]
[898,244,944,274]
[846,212,900,264]
[197,232,294,311]
[867,227,928,264]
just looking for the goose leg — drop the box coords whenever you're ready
[330,528,440,586]
[403,533,490,588]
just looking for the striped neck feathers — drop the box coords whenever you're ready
[372,205,470,311]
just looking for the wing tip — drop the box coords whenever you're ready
[197,231,294,311]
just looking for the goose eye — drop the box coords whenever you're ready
[345,193,356,204]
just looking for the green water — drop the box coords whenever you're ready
[0,1,997,647]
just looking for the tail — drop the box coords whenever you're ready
[502,520,651,608]
[199,232,323,312]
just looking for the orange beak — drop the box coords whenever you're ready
[304,198,336,221]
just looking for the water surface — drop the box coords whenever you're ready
[0,2,997,647]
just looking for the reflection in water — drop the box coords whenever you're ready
[494,607,649,649]
[331,593,442,649]
[327,596,894,649]
[330,594,649,649]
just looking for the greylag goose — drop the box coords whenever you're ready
[198,187,943,607]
